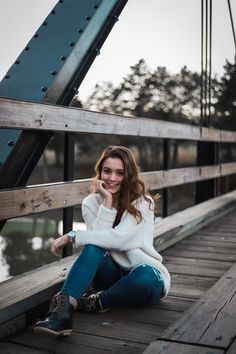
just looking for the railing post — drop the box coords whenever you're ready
[62,133,75,258]
[162,139,170,217]
[196,141,216,203]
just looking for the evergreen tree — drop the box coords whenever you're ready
[214,59,236,131]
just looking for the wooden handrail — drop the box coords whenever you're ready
[1,97,236,142]
[1,162,236,220]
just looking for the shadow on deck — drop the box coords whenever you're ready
[1,209,236,353]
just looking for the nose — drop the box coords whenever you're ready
[109,172,116,181]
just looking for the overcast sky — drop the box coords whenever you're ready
[0,0,235,100]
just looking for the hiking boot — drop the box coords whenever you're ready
[34,293,74,336]
[77,291,109,313]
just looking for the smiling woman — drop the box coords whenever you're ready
[101,158,125,195]
[33,145,171,337]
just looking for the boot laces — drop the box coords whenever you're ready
[48,293,67,314]
[79,293,99,312]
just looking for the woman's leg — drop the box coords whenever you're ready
[92,251,122,291]
[100,264,165,309]
[34,245,120,335]
[61,245,121,300]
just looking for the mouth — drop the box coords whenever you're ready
[106,183,120,190]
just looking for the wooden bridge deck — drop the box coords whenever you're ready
[1,209,236,354]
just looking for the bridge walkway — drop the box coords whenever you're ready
[1,208,236,354]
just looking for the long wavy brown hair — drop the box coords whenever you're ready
[91,146,153,224]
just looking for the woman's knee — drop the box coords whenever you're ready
[82,244,106,258]
[130,265,163,287]
[131,265,164,304]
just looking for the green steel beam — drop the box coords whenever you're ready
[0,0,128,188]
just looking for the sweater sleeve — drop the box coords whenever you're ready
[75,198,153,252]
[82,195,117,230]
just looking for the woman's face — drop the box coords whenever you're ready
[101,157,125,195]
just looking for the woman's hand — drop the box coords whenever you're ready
[95,180,112,209]
[51,234,71,256]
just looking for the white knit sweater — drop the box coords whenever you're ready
[74,193,171,295]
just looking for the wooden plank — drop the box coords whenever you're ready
[166,263,226,278]
[144,340,224,354]
[227,337,236,354]
[221,129,236,142]
[0,254,78,324]
[0,97,200,139]
[163,248,236,262]
[167,242,236,255]
[161,262,236,349]
[196,229,236,236]
[163,256,233,270]
[0,179,91,220]
[9,329,147,354]
[180,239,236,249]
[1,166,236,220]
[0,314,25,340]
[72,313,164,344]
[199,228,236,235]
[154,296,195,312]
[170,274,217,289]
[154,190,236,252]
[78,306,182,327]
[169,276,215,300]
[193,234,236,242]
[1,97,236,142]
[0,343,47,354]
[168,285,205,299]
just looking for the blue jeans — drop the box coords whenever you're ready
[61,245,165,309]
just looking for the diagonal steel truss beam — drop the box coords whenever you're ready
[0,0,128,188]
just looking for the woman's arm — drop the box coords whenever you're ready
[51,197,153,256]
[82,197,117,231]
[76,198,153,251]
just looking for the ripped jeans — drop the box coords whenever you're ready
[61,245,165,309]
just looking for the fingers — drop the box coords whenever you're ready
[96,180,105,192]
[50,234,69,257]
[51,242,59,256]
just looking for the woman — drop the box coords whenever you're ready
[34,146,171,336]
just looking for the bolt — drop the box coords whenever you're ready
[25,46,30,51]
[93,4,99,9]
[5,74,10,79]
[77,29,83,33]
[43,22,47,26]
[7,140,15,147]
[51,10,56,15]
[15,60,20,64]
[86,16,91,21]
[41,86,47,92]
[34,33,39,38]
[69,42,75,47]
[60,55,66,61]
[51,70,57,76]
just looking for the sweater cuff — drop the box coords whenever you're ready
[74,230,87,246]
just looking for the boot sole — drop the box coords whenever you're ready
[33,326,72,336]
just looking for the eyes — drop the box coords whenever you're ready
[102,168,125,176]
